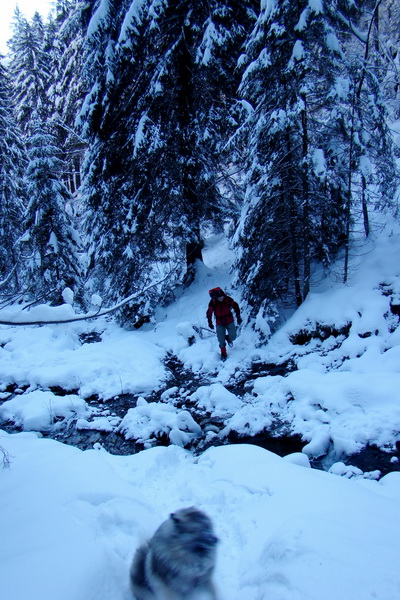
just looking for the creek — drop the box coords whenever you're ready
[1,354,399,477]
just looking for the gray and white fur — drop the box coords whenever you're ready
[130,507,218,600]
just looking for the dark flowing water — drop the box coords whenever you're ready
[1,354,399,477]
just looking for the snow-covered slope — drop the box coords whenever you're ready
[1,225,400,460]
[2,224,400,599]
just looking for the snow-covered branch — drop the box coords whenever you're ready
[0,274,172,326]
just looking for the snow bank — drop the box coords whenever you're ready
[191,383,243,418]
[0,390,88,431]
[1,431,400,600]
[235,368,400,458]
[0,319,166,399]
[0,431,153,600]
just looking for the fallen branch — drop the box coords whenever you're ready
[0,274,172,326]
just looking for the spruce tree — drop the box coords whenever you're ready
[326,1,399,282]
[0,63,26,293]
[50,0,91,194]
[21,124,82,302]
[78,0,255,322]
[7,9,52,137]
[233,0,394,310]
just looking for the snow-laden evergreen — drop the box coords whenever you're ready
[1,1,399,318]
[0,62,26,292]
[233,0,399,310]
[20,124,82,301]
[76,0,257,322]
[48,0,90,195]
[7,8,52,136]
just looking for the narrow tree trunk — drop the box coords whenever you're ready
[343,129,354,284]
[361,174,370,237]
[290,205,303,306]
[177,22,203,274]
[301,92,310,299]
[284,130,302,306]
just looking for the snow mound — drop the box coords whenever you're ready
[0,390,88,431]
[191,383,243,418]
[117,397,202,447]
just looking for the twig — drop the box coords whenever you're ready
[0,445,11,469]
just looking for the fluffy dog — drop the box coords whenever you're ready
[130,507,218,600]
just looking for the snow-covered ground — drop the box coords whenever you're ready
[1,433,400,600]
[1,226,400,599]
[1,230,400,459]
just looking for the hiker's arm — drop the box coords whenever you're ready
[206,303,214,328]
[231,300,242,324]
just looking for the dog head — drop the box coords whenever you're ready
[170,507,219,555]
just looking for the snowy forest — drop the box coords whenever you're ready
[3,3,400,599]
[1,0,399,325]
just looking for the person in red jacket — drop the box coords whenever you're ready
[206,287,242,359]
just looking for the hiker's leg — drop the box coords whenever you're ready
[216,325,226,348]
[226,322,237,343]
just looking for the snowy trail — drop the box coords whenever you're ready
[149,233,258,382]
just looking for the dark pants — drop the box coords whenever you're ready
[216,322,237,348]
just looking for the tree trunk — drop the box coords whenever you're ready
[343,126,354,284]
[301,92,310,299]
[362,174,370,237]
[177,22,204,275]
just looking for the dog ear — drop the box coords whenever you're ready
[170,506,196,523]
[170,510,185,525]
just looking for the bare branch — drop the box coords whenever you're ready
[0,266,18,288]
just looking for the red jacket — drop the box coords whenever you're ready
[207,295,240,327]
